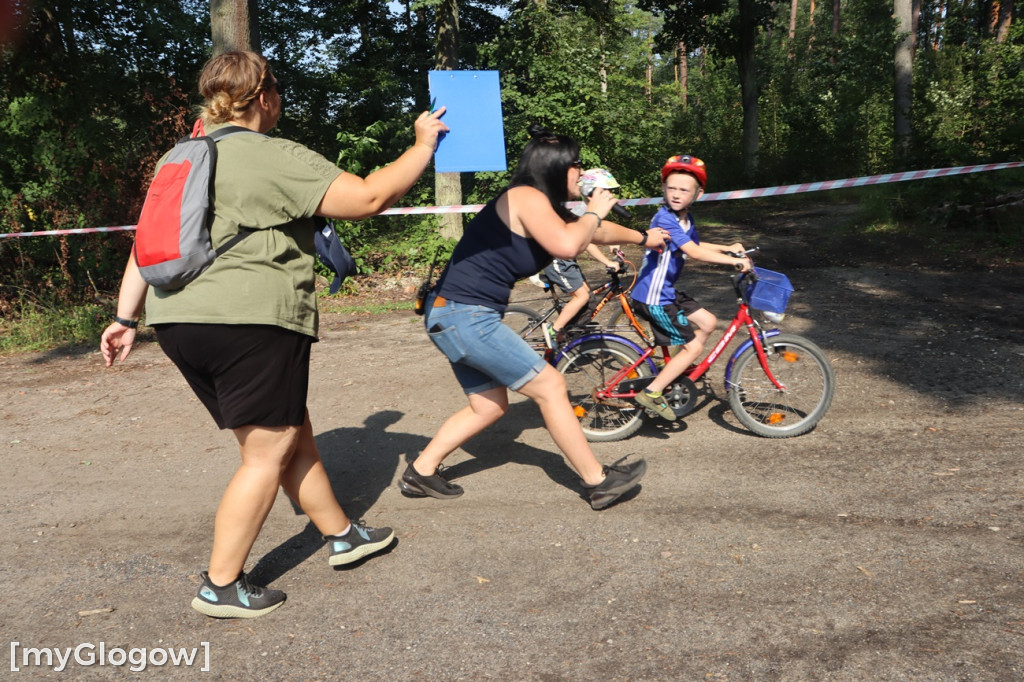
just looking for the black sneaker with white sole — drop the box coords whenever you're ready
[583,457,647,510]
[398,463,464,499]
[191,571,286,619]
[326,520,395,566]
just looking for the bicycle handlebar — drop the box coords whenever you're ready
[728,246,759,271]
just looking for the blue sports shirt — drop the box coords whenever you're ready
[630,205,700,306]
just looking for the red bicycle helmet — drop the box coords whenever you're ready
[660,154,707,188]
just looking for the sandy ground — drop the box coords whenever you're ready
[2,209,1023,679]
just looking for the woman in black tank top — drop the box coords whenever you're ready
[402,126,668,511]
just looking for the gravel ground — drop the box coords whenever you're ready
[1,205,1022,680]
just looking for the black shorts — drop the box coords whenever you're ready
[632,292,703,346]
[154,323,312,429]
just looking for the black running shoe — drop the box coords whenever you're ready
[326,520,395,566]
[584,457,647,510]
[398,463,464,499]
[191,571,286,619]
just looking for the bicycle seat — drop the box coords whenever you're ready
[528,273,552,290]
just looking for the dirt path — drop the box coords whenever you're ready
[2,210,1023,679]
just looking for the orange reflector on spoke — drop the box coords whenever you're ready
[573,405,587,418]
[767,413,785,424]
[627,370,639,379]
[781,351,799,362]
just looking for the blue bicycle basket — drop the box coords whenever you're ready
[746,268,794,313]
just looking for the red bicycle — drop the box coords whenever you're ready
[552,249,836,441]
[502,250,652,351]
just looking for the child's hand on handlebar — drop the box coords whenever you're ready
[734,257,753,273]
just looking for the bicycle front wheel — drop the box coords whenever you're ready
[727,333,835,438]
[503,304,547,352]
[556,338,652,442]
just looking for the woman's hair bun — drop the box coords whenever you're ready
[527,123,554,140]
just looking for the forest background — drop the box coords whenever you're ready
[0,0,1022,351]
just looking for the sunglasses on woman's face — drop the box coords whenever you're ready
[570,160,583,169]
[270,79,287,96]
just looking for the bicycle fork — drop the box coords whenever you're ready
[723,318,787,391]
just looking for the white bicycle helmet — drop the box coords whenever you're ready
[578,168,620,197]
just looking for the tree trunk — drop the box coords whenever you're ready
[832,0,840,35]
[645,36,653,100]
[788,0,798,58]
[894,0,913,165]
[996,0,1013,42]
[435,0,462,241]
[677,41,688,108]
[600,46,608,96]
[210,0,261,55]
[738,0,760,181]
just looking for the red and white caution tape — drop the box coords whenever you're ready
[3,161,1021,239]
[0,225,139,239]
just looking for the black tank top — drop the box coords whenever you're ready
[436,193,552,313]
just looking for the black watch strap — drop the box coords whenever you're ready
[113,315,139,328]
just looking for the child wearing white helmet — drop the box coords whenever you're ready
[540,168,625,344]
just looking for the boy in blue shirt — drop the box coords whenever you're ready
[631,155,752,420]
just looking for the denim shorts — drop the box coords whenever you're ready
[424,292,547,394]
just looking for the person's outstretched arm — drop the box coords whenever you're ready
[591,222,669,251]
[317,108,449,220]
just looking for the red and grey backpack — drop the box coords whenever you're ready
[133,123,258,290]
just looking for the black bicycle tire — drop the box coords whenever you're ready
[503,304,549,351]
[727,333,835,438]
[555,337,652,442]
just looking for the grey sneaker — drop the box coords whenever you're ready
[326,520,395,566]
[191,571,286,619]
[635,389,676,421]
[583,457,647,510]
[399,463,464,499]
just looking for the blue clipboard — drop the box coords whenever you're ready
[428,70,507,173]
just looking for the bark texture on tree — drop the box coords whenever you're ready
[435,0,463,241]
[894,0,914,165]
[210,0,261,56]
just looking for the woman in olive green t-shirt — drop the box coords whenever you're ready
[100,50,447,619]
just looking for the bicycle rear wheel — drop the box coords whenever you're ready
[556,337,652,442]
[503,304,548,353]
[605,308,654,345]
[727,333,835,438]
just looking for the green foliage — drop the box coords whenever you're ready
[0,300,109,354]
[0,0,198,316]
[2,0,1023,353]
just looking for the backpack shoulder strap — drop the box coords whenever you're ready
[206,125,262,142]
[201,126,261,254]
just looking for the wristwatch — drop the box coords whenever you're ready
[113,315,139,328]
[638,230,649,246]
